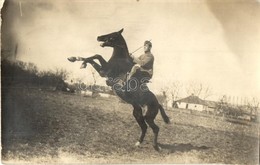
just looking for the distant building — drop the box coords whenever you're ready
[173,94,209,111]
[204,100,218,113]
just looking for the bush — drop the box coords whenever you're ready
[1,59,70,91]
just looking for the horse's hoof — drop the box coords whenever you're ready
[67,57,77,62]
[153,145,161,151]
[135,141,141,147]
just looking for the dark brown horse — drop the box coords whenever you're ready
[68,29,169,151]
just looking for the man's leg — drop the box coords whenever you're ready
[139,71,152,83]
[127,64,140,82]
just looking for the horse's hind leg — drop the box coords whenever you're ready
[133,105,147,146]
[144,105,160,151]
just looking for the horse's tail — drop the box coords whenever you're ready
[159,104,170,124]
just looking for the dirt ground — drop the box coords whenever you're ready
[1,86,259,164]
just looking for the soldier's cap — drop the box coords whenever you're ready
[144,40,152,47]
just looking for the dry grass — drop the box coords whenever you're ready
[1,86,259,164]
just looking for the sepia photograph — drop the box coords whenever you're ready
[1,0,259,164]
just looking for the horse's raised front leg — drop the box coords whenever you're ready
[77,54,107,67]
[88,60,107,77]
[90,54,107,67]
[86,54,108,77]
[68,55,108,77]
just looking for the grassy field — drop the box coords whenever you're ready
[1,86,259,164]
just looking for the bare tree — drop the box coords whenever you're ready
[201,85,213,99]
[185,81,213,99]
[54,68,70,91]
[247,97,259,121]
[185,81,202,97]
[54,68,69,81]
[90,68,97,85]
[26,62,38,75]
[170,81,182,101]
[160,87,169,109]
[160,81,183,109]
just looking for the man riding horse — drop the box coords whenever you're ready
[127,40,154,82]
[67,29,169,151]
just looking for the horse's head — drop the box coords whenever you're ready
[97,29,125,49]
[97,28,134,81]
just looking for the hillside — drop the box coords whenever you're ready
[1,86,259,164]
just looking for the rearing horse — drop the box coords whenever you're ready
[68,29,170,151]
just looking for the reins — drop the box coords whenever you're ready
[130,39,152,55]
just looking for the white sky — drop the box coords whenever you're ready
[11,0,260,100]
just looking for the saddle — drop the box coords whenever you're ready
[105,70,152,89]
